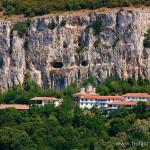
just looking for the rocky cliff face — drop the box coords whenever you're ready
[0,9,150,91]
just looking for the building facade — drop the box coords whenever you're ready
[123,93,150,101]
[30,97,60,107]
[107,101,137,114]
[79,95,125,109]
[73,84,99,105]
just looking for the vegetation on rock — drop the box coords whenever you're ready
[60,20,67,27]
[94,40,100,48]
[48,21,57,30]
[76,45,84,53]
[24,37,29,49]
[144,29,150,48]
[12,21,30,38]
[90,20,103,35]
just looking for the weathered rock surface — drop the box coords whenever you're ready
[0,9,150,91]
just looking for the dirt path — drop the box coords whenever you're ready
[0,6,149,22]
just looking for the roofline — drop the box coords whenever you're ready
[30,97,59,101]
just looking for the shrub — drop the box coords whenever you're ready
[60,20,66,26]
[3,5,14,16]
[122,0,131,7]
[9,47,13,54]
[76,45,84,53]
[144,29,150,48]
[0,0,149,17]
[24,37,29,49]
[101,43,111,49]
[113,31,120,47]
[12,21,30,38]
[91,20,103,35]
[94,40,100,48]
[144,40,150,48]
[48,21,57,30]
[0,4,3,12]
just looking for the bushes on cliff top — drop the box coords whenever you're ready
[60,20,66,27]
[144,29,150,48]
[12,21,30,38]
[48,21,57,30]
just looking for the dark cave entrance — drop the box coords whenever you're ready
[81,60,88,66]
[52,62,63,68]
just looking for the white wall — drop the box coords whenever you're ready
[79,98,125,109]
[41,100,59,106]
[124,97,148,101]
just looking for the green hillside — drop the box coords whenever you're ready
[0,0,150,17]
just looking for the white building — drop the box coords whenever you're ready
[107,101,137,110]
[79,95,125,109]
[30,97,60,107]
[123,93,150,102]
[107,101,137,114]
[73,84,99,105]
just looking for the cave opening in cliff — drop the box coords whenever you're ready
[81,60,88,66]
[52,62,63,68]
[63,41,67,48]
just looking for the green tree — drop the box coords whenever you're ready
[0,127,31,150]
[133,101,149,119]
[109,118,130,136]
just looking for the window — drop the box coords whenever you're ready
[86,103,88,105]
[91,103,92,105]
[37,100,42,104]
[85,100,87,101]
[81,103,83,105]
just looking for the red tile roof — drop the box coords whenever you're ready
[81,95,125,100]
[30,97,58,101]
[123,93,150,98]
[108,101,137,105]
[73,92,99,96]
[0,104,29,110]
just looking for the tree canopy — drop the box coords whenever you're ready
[0,0,149,17]
[0,99,150,149]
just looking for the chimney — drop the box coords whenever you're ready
[80,86,85,93]
[93,87,96,93]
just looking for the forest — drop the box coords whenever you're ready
[0,0,150,17]
[0,94,150,149]
[0,75,150,149]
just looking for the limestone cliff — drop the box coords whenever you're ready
[0,9,150,91]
